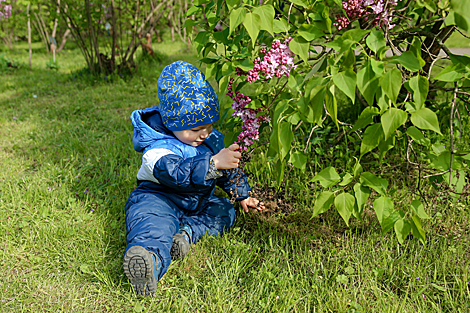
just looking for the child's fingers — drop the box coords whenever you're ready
[241,201,249,213]
[228,143,239,151]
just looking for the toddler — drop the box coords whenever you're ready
[123,61,264,296]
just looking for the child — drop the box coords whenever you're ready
[123,60,264,297]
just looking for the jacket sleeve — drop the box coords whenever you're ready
[216,168,252,201]
[153,153,215,192]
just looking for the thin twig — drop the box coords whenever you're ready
[406,140,420,166]
[303,116,327,153]
[427,56,448,80]
[423,170,450,179]
[449,82,458,185]
[266,80,288,110]
[456,95,470,114]
[455,27,470,39]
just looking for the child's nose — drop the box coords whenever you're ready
[200,130,209,139]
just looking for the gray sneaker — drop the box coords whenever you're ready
[123,246,161,297]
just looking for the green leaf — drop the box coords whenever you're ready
[357,63,379,106]
[230,7,246,35]
[449,53,470,69]
[391,51,422,72]
[380,68,402,105]
[352,106,379,131]
[279,122,293,161]
[373,196,401,234]
[312,191,335,218]
[339,173,353,186]
[394,219,411,244]
[253,5,275,36]
[273,100,289,125]
[275,159,285,187]
[378,133,395,162]
[303,57,326,83]
[409,38,426,67]
[289,36,310,63]
[411,200,430,219]
[375,88,390,113]
[360,123,384,156]
[360,172,386,195]
[371,59,384,75]
[236,58,254,71]
[417,0,437,12]
[433,63,464,82]
[205,62,218,80]
[218,75,230,95]
[343,28,370,42]
[309,85,326,124]
[298,24,324,41]
[243,13,261,48]
[450,0,470,32]
[366,29,385,54]
[194,31,211,54]
[406,126,430,146]
[353,160,363,177]
[334,192,355,226]
[183,18,199,28]
[332,70,356,103]
[290,0,308,7]
[353,183,370,218]
[80,264,92,274]
[221,62,233,76]
[273,18,289,33]
[213,27,231,45]
[410,108,442,135]
[410,215,426,243]
[312,167,341,188]
[336,274,349,284]
[185,6,201,17]
[409,75,428,109]
[381,107,408,140]
[325,85,338,129]
[289,150,307,170]
[226,0,239,10]
[199,56,221,64]
[133,301,144,313]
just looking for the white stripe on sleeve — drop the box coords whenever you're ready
[136,148,176,183]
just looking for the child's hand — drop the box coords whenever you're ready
[240,197,265,213]
[213,143,242,169]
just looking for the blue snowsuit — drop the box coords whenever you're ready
[124,106,251,279]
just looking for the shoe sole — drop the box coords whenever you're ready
[170,233,190,259]
[123,246,157,297]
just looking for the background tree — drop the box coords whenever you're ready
[56,0,194,75]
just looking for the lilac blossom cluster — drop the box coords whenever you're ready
[0,0,12,20]
[226,78,270,151]
[246,37,296,82]
[334,0,398,30]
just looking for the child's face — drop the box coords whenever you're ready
[173,123,214,147]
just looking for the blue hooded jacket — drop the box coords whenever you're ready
[130,106,251,210]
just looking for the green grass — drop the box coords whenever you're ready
[0,40,469,312]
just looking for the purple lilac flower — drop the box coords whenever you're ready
[333,0,398,30]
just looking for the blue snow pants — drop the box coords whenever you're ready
[124,182,236,279]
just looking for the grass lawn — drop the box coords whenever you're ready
[0,39,469,312]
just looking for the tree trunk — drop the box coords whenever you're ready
[27,4,32,67]
[110,0,117,72]
[57,29,70,52]
[32,16,49,53]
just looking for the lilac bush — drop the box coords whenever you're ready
[0,0,12,20]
